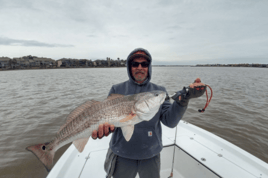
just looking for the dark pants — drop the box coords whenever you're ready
[112,154,161,178]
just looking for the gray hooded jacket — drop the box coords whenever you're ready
[108,48,187,160]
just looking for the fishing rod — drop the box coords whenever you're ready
[168,83,213,177]
[168,126,178,178]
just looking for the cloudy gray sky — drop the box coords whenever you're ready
[0,0,267,65]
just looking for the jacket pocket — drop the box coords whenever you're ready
[128,127,162,158]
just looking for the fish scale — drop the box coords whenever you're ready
[53,97,135,149]
[26,90,166,172]
[58,97,137,146]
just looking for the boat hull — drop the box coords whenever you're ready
[47,121,268,178]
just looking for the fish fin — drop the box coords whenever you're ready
[106,94,124,100]
[121,125,134,141]
[26,142,55,172]
[58,100,101,132]
[73,137,89,153]
[120,113,137,122]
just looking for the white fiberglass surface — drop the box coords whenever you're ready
[76,144,220,178]
[47,134,112,178]
[47,121,268,178]
[174,121,268,178]
[161,146,220,178]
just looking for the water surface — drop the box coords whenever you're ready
[0,67,267,178]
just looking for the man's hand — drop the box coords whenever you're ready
[189,78,205,88]
[172,78,206,106]
[187,78,206,99]
[92,122,115,139]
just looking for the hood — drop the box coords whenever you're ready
[126,48,152,85]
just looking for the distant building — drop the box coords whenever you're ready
[57,60,62,67]
[1,55,127,70]
[0,57,11,68]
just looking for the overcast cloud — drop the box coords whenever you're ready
[0,0,267,64]
[0,37,74,47]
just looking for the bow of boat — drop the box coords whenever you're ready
[47,121,268,178]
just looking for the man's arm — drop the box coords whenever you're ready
[160,93,187,128]
[160,78,206,128]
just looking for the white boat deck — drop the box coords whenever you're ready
[47,121,268,178]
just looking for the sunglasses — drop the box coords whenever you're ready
[131,61,149,68]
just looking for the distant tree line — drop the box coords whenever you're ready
[196,63,268,68]
[0,55,126,70]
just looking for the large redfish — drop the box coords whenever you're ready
[26,90,166,171]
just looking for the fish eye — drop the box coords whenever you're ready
[155,93,159,96]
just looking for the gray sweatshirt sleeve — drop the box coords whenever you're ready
[160,89,188,128]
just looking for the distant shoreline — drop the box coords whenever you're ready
[195,64,268,68]
[0,55,127,71]
[0,66,127,72]
[1,64,268,72]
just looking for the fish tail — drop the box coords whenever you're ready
[26,142,55,172]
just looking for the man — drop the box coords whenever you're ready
[92,48,206,178]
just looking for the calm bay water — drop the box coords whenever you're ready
[0,67,267,178]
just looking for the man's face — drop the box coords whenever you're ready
[131,54,149,84]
